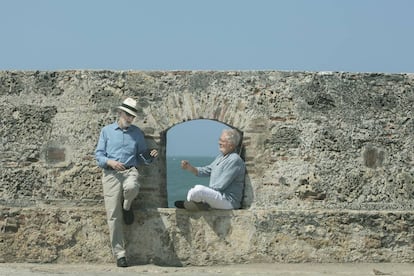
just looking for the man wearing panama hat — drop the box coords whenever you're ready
[95,97,158,267]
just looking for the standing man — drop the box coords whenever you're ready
[95,97,158,267]
[175,128,245,210]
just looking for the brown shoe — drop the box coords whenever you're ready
[174,200,185,209]
[183,200,210,211]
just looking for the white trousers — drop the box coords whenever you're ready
[187,184,233,209]
[102,167,140,259]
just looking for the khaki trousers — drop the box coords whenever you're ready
[102,167,140,259]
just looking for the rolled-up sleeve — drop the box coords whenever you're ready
[196,164,212,177]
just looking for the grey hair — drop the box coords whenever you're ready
[222,128,241,146]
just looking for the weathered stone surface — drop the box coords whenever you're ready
[1,208,413,265]
[0,70,413,264]
[0,206,109,263]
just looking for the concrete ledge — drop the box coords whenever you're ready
[1,207,413,265]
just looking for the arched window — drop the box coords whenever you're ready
[166,119,228,207]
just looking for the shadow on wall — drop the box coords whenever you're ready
[174,209,235,266]
[125,210,183,266]
[242,173,254,209]
[132,135,167,209]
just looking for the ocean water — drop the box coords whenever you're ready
[167,155,215,207]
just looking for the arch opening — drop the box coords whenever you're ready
[165,119,243,207]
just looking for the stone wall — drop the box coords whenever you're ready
[0,70,413,265]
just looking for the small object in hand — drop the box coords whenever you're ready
[140,148,156,162]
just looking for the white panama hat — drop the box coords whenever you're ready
[117,97,138,117]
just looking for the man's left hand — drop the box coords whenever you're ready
[149,149,158,158]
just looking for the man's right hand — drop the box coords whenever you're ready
[107,160,126,171]
[181,160,191,170]
[181,160,198,175]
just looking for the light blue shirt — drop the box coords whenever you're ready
[95,122,149,169]
[196,152,246,209]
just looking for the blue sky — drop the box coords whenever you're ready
[167,119,227,157]
[1,0,413,156]
[1,0,413,72]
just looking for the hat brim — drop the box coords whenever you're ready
[118,106,137,117]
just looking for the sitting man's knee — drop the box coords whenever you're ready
[193,184,205,191]
[187,185,205,201]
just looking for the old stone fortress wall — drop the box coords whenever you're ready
[0,70,413,265]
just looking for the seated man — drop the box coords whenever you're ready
[175,128,245,210]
